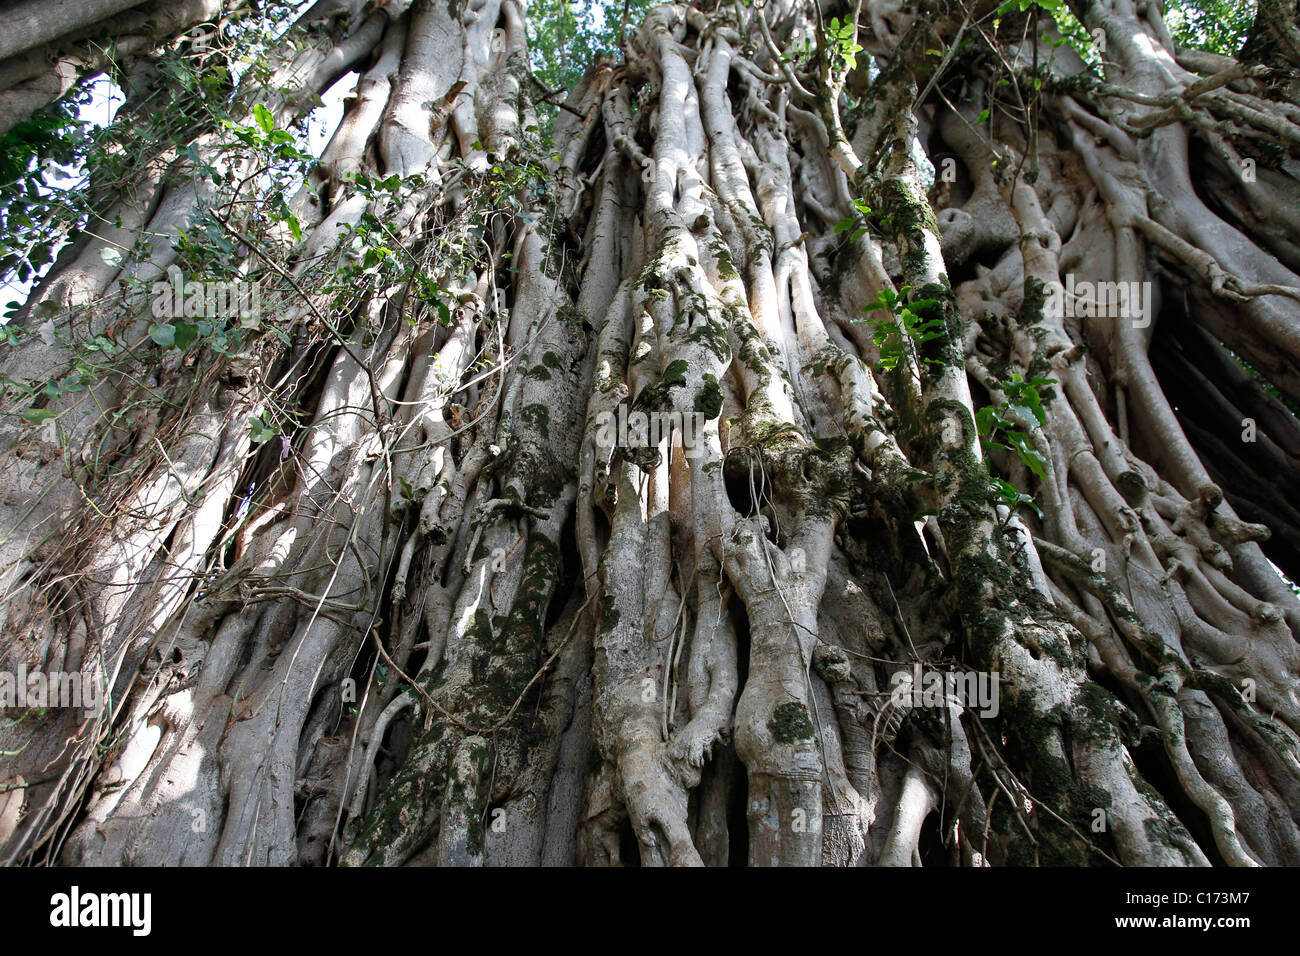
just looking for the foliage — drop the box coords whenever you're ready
[1163,0,1258,56]
[975,373,1055,480]
[528,0,657,101]
[0,86,97,295]
[859,285,943,372]
[1043,0,1257,70]
[826,16,864,72]
[834,197,874,243]
[998,0,1062,14]
[857,286,1051,516]
[991,474,1041,518]
[0,2,306,305]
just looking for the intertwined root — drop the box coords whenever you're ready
[1,0,1299,866]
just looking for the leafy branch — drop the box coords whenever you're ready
[975,373,1055,482]
[858,285,944,372]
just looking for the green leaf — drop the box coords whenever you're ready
[1005,430,1049,478]
[991,476,1042,518]
[149,323,176,347]
[249,416,278,443]
[253,103,275,133]
[1009,403,1040,426]
[21,408,57,424]
[878,339,905,371]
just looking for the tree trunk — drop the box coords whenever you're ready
[1,0,1299,867]
[0,0,234,136]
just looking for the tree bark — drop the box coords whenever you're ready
[1,0,1299,867]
